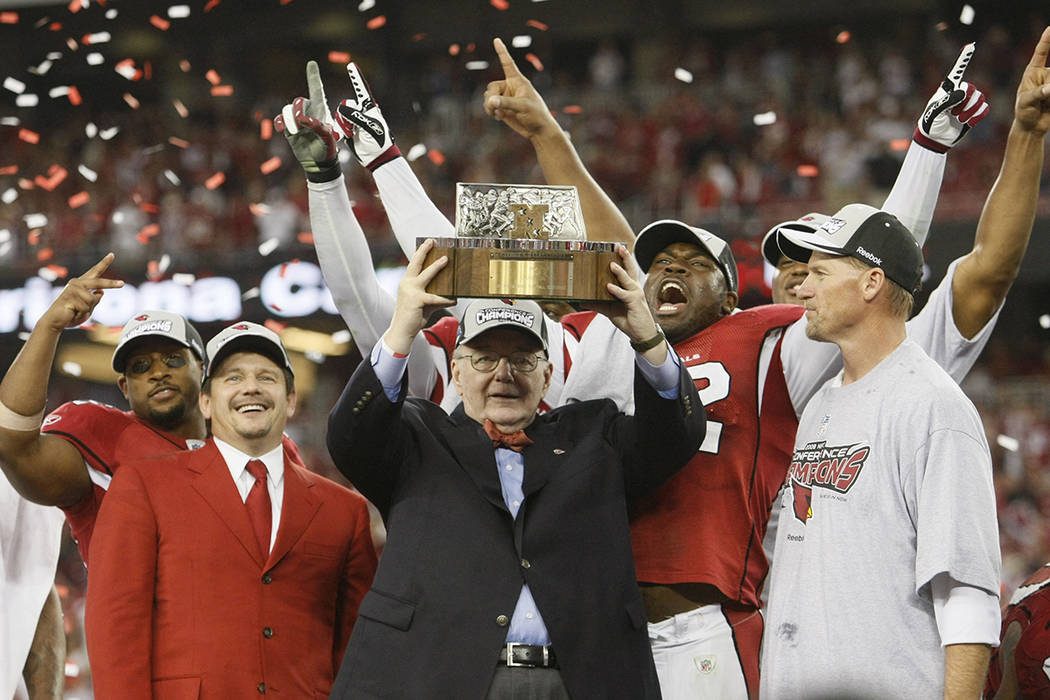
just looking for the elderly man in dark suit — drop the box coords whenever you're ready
[327,240,705,700]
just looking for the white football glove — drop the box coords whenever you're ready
[914,43,990,153]
[334,62,401,171]
[273,61,341,182]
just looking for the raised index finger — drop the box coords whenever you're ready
[1029,26,1050,69]
[80,252,115,280]
[306,60,327,106]
[493,37,524,80]
[946,42,975,84]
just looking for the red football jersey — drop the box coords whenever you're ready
[987,563,1050,699]
[627,304,804,608]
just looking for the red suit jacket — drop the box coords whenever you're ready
[86,439,377,699]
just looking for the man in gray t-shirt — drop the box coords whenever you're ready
[761,202,1002,699]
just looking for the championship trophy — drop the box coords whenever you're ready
[420,183,618,301]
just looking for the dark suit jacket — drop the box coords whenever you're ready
[326,359,704,700]
[86,439,378,700]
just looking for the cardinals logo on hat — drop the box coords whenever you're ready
[135,314,149,321]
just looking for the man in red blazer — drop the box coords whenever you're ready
[86,321,378,699]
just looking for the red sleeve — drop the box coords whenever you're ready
[85,462,157,698]
[333,491,378,672]
[41,401,130,476]
[559,310,599,341]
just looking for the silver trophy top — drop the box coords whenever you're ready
[455,183,587,241]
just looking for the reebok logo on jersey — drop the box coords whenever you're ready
[855,246,882,266]
[787,441,870,523]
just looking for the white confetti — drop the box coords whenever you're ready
[33,60,53,76]
[49,86,70,98]
[38,267,59,282]
[105,8,118,19]
[242,286,261,301]
[61,361,82,377]
[4,77,26,94]
[996,434,1019,452]
[163,169,181,185]
[15,94,39,107]
[86,52,105,66]
[407,143,427,161]
[305,350,325,364]
[959,4,974,25]
[115,63,137,80]
[2,188,17,204]
[0,117,19,126]
[100,126,120,140]
[674,67,693,83]
[24,213,47,228]
[167,5,191,18]
[0,241,10,258]
[1040,314,1050,329]
[331,330,351,344]
[46,52,62,60]
[753,111,777,126]
[85,122,97,137]
[0,229,9,243]
[358,0,376,10]
[173,273,196,286]
[511,35,532,48]
[258,238,280,256]
[78,164,98,182]
[85,32,112,45]
[158,254,171,273]
[465,61,490,71]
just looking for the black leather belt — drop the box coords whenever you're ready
[499,643,558,669]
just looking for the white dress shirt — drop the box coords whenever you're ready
[213,438,285,554]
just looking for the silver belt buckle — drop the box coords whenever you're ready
[505,642,537,667]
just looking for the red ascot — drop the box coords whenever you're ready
[483,419,534,452]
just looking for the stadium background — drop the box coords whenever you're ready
[0,0,1048,693]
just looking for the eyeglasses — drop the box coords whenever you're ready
[456,351,546,373]
[127,353,188,375]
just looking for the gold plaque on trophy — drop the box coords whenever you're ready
[421,183,618,301]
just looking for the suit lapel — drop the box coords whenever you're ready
[266,459,320,571]
[520,414,563,498]
[189,441,266,568]
[447,407,509,514]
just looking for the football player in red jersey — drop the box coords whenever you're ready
[986,563,1050,699]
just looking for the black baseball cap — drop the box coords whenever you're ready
[111,311,205,372]
[634,219,738,293]
[776,203,923,294]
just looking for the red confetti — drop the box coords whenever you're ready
[144,61,153,81]
[526,19,548,31]
[0,12,18,23]
[136,227,159,246]
[264,319,286,332]
[45,264,68,279]
[123,93,140,109]
[525,53,544,71]
[27,231,40,245]
[412,33,426,42]
[139,202,159,214]
[260,157,281,174]
[796,164,819,177]
[211,85,234,96]
[0,165,17,175]
[149,15,170,30]
[37,166,68,191]
[168,137,189,148]
[49,22,62,32]
[33,175,48,189]
[205,69,221,85]
[68,191,90,208]
[18,129,39,144]
[490,0,509,9]
[449,44,461,56]
[179,60,192,72]
[260,120,273,141]
[366,15,386,29]
[205,172,226,190]
[890,138,910,151]
[466,43,476,53]
[147,260,160,279]
[297,232,314,244]
[427,149,446,166]
[37,248,53,261]
[836,31,851,44]
[68,0,82,12]
[203,0,221,11]
[563,105,582,114]
[173,99,188,118]
[328,51,351,65]
[249,203,266,216]
[279,263,289,277]
[18,178,34,190]
[280,0,293,4]
[68,85,82,105]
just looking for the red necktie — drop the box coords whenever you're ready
[483,419,534,452]
[245,459,272,558]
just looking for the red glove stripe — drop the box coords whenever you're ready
[365,145,402,172]
[912,128,949,154]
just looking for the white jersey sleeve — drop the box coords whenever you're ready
[307,174,437,400]
[372,157,455,254]
[778,320,843,417]
[881,141,946,247]
[905,257,999,383]
[558,314,635,413]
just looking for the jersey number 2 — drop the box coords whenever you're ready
[687,362,730,454]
